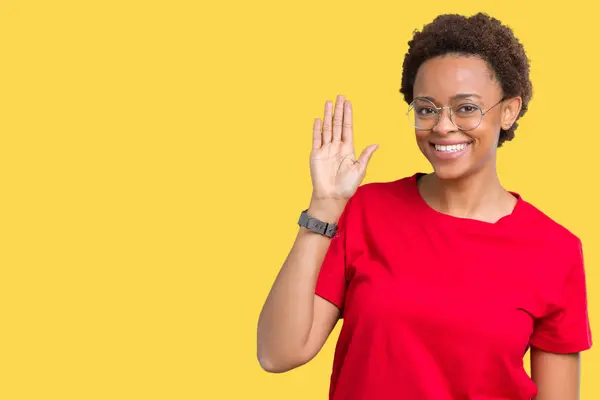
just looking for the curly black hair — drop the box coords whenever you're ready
[399,13,533,147]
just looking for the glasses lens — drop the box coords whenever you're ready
[407,99,438,130]
[451,103,483,130]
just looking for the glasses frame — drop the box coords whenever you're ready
[406,97,505,131]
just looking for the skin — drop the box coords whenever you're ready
[257,54,582,399]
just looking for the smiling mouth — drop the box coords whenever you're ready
[431,142,472,153]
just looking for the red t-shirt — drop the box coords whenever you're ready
[315,173,592,400]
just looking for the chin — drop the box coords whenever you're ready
[431,163,472,181]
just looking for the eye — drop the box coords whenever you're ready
[415,106,436,116]
[455,104,479,115]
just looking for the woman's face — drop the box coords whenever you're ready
[412,54,519,180]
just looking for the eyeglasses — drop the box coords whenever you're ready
[406,97,505,131]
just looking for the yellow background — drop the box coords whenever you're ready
[1,0,598,398]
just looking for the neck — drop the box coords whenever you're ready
[420,165,515,222]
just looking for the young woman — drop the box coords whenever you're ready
[257,12,592,400]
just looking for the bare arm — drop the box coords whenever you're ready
[256,95,378,373]
[256,205,343,373]
[531,346,581,400]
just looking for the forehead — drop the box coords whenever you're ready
[413,54,501,101]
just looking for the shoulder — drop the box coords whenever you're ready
[518,199,583,263]
[337,173,420,227]
[352,173,420,204]
[519,200,581,245]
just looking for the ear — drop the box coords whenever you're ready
[501,96,522,130]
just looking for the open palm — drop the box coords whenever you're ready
[310,95,379,201]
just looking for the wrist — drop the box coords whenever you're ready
[307,198,347,223]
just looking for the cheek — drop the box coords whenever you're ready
[415,131,429,145]
[414,133,431,154]
[471,127,500,154]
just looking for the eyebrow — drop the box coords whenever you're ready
[417,93,483,102]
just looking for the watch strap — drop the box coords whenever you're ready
[298,210,338,238]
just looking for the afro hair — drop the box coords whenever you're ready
[399,12,533,147]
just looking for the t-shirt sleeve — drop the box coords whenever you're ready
[529,238,593,354]
[314,196,354,314]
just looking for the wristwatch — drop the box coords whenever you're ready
[298,210,338,238]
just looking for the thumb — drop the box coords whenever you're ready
[356,144,379,168]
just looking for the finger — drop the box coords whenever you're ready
[332,94,345,142]
[322,100,333,144]
[342,100,353,143]
[312,118,322,149]
[357,144,379,168]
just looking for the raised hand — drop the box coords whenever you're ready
[310,95,379,206]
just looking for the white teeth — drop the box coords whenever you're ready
[434,143,469,153]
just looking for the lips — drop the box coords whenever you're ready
[428,140,473,160]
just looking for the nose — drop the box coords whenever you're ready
[432,107,456,135]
